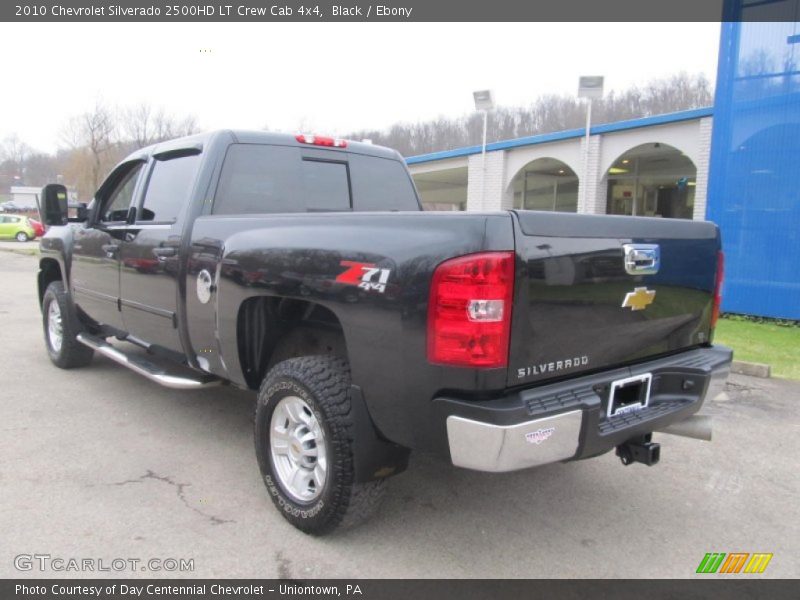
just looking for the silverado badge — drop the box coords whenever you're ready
[621,287,656,311]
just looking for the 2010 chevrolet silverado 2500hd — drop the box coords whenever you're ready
[37,130,731,535]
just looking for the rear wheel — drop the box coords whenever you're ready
[15,231,29,242]
[254,356,386,535]
[42,281,94,369]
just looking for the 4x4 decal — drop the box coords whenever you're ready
[336,260,391,293]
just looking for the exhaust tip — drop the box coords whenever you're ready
[657,415,713,442]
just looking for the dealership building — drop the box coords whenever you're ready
[407,14,800,320]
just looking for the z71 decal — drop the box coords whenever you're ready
[336,261,391,294]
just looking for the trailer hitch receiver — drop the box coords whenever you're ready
[616,433,660,466]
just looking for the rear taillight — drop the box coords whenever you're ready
[295,133,347,148]
[427,252,515,368]
[711,250,724,329]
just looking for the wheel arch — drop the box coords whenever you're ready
[237,296,410,483]
[235,295,350,391]
[38,257,65,307]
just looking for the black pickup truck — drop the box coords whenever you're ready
[37,130,731,535]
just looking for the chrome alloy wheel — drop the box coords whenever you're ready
[47,300,63,354]
[269,395,328,503]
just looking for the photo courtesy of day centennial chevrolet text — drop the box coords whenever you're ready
[35,130,731,535]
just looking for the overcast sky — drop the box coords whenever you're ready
[0,22,721,153]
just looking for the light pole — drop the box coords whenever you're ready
[473,89,495,209]
[578,76,604,213]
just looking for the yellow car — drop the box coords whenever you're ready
[0,215,36,242]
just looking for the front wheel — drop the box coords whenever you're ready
[42,281,94,369]
[16,231,29,242]
[254,356,386,535]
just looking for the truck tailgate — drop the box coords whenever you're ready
[508,211,720,387]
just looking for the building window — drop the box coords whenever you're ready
[606,143,696,219]
[511,158,578,212]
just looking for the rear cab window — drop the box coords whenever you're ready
[212,143,419,215]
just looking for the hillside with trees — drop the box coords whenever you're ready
[344,73,713,156]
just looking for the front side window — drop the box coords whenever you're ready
[139,154,201,223]
[101,163,144,222]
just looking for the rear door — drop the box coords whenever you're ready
[71,161,145,330]
[119,152,201,352]
[507,211,720,387]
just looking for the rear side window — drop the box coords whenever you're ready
[214,145,301,214]
[213,143,418,215]
[139,154,201,223]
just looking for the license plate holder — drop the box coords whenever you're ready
[607,373,652,418]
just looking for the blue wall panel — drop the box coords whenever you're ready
[708,5,800,319]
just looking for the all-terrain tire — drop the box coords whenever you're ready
[254,355,386,535]
[42,281,94,369]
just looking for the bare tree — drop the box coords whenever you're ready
[0,134,33,190]
[61,100,118,196]
[121,103,200,149]
[1,134,32,166]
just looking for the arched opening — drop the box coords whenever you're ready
[606,143,696,219]
[510,158,578,212]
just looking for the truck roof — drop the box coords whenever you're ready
[122,130,403,164]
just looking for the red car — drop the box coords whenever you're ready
[29,218,44,238]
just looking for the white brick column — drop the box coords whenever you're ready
[467,150,508,211]
[693,117,713,220]
[578,134,604,214]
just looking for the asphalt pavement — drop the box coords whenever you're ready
[0,251,797,578]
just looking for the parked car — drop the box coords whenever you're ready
[0,200,38,213]
[0,215,36,241]
[29,218,45,238]
[36,130,731,535]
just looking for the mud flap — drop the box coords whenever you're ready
[349,385,410,483]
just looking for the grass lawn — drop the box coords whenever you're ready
[714,317,800,380]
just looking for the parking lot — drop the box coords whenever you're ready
[0,249,798,579]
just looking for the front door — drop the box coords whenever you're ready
[70,161,145,330]
[119,152,201,352]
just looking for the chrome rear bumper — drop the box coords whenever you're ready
[443,346,732,473]
[446,410,583,472]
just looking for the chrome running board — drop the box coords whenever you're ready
[77,332,222,390]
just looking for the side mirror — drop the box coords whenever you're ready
[40,184,69,227]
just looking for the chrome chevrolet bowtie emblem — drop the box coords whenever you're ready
[621,287,656,311]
